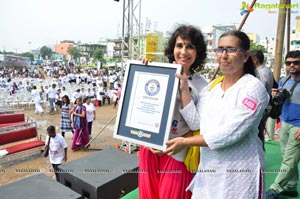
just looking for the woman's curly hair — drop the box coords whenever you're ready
[164,24,207,74]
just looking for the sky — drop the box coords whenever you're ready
[0,0,298,53]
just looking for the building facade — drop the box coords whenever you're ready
[78,43,107,58]
[0,54,30,68]
[54,40,75,56]
[291,16,300,51]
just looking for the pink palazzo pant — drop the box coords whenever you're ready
[138,146,193,199]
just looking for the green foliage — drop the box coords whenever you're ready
[93,49,103,61]
[106,57,120,63]
[67,46,81,61]
[39,46,53,59]
[20,52,34,61]
[99,58,106,64]
[79,64,97,69]
[250,42,267,53]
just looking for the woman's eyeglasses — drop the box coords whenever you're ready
[285,61,300,66]
[214,47,245,55]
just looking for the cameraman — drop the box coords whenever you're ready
[266,50,300,199]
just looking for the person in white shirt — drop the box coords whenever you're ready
[70,73,76,84]
[72,89,82,104]
[31,85,44,115]
[96,89,103,107]
[102,75,108,88]
[165,31,269,199]
[61,86,69,98]
[81,88,86,99]
[57,77,63,87]
[76,75,82,85]
[47,84,57,114]
[24,81,32,92]
[7,79,13,94]
[86,88,94,99]
[17,81,25,90]
[55,89,63,109]
[113,79,120,90]
[64,75,70,84]
[45,125,67,181]
[92,78,97,87]
[97,82,104,93]
[139,25,208,199]
[102,88,111,105]
[83,96,96,139]
[87,75,92,85]
[44,85,49,100]
[108,73,117,90]
[92,87,97,99]
[97,77,103,88]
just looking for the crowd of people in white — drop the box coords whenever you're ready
[0,66,122,113]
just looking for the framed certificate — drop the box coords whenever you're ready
[113,60,181,150]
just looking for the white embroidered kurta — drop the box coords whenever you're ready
[180,74,269,199]
[170,73,207,162]
[31,89,43,113]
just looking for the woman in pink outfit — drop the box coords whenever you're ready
[70,98,90,150]
[138,25,208,199]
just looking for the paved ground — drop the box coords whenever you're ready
[0,103,123,186]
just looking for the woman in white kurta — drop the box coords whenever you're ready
[31,85,44,115]
[83,96,96,139]
[165,31,269,199]
[138,25,208,199]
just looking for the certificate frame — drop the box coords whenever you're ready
[113,60,181,150]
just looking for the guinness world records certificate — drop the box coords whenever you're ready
[113,60,181,150]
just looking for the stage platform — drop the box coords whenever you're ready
[58,148,139,199]
[0,173,81,199]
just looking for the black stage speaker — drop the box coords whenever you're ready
[0,173,81,199]
[58,148,139,199]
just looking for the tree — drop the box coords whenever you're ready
[93,49,103,61]
[20,52,34,61]
[39,46,53,59]
[67,46,81,62]
[250,42,267,53]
